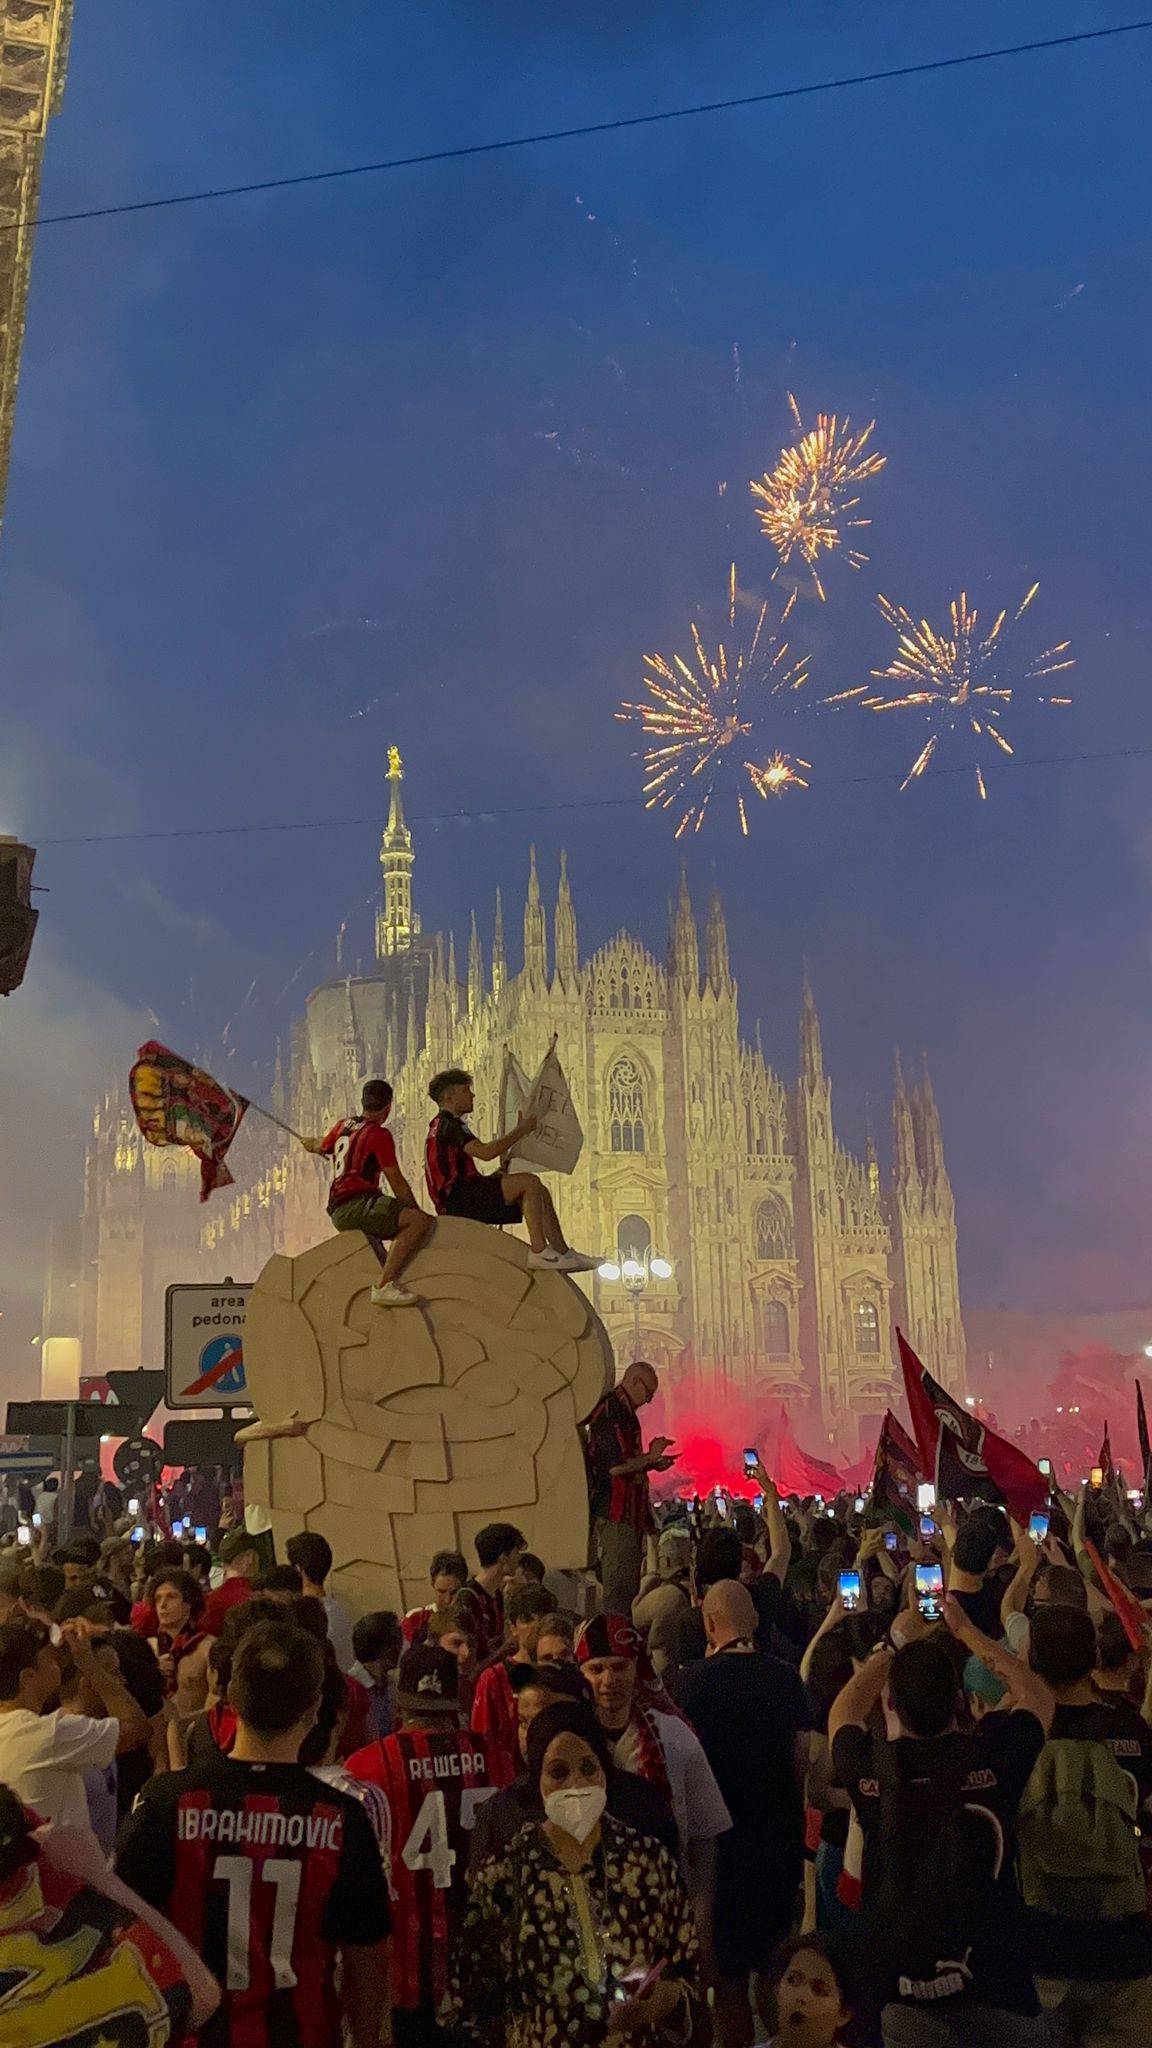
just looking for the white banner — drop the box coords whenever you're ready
[500,1037,583,1176]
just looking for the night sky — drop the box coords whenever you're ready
[2,2,1151,1387]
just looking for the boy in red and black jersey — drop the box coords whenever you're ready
[302,1077,432,1307]
[346,1644,514,2048]
[116,1619,391,2048]
[425,1067,599,1273]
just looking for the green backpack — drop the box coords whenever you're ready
[1019,1738,1145,1920]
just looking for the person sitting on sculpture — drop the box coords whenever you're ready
[302,1077,433,1307]
[424,1066,599,1272]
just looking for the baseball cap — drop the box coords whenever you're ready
[219,1529,259,1567]
[396,1645,459,1716]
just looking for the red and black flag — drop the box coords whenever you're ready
[898,1328,1046,1524]
[871,1409,924,1534]
[129,1041,248,1201]
[1137,1381,1152,1498]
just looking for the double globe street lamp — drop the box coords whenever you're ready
[597,1243,674,1363]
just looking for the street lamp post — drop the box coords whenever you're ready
[598,1245,674,1364]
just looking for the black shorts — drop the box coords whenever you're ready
[445,1176,524,1227]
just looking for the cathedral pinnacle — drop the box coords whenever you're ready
[523,846,548,983]
[554,848,578,985]
[468,910,484,1018]
[705,892,730,991]
[492,887,506,998]
[376,744,420,959]
[800,973,824,1083]
[669,865,699,988]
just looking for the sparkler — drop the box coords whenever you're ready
[827,582,1073,796]
[750,394,886,599]
[617,565,810,837]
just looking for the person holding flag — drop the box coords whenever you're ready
[897,1330,1047,1525]
[302,1078,433,1307]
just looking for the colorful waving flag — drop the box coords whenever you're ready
[129,1041,248,1201]
[871,1408,925,1534]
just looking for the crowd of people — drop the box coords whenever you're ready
[3,1422,1152,2048]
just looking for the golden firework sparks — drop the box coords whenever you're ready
[745,752,811,801]
[826,583,1074,795]
[749,393,887,600]
[617,565,810,837]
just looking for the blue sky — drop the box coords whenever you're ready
[2,2,1151,1377]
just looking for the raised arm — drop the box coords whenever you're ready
[828,1644,893,1744]
[1001,1519,1042,1627]
[465,1115,536,1163]
[943,1595,1055,1732]
[756,1470,791,1584]
[60,1621,149,1752]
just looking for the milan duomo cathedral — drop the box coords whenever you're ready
[63,750,966,1445]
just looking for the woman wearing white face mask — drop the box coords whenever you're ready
[449,1700,707,2044]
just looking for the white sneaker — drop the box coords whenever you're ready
[555,1248,602,1273]
[527,1248,565,1270]
[370,1281,417,1306]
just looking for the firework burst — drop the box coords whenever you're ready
[749,393,887,599]
[618,565,810,837]
[827,582,1073,796]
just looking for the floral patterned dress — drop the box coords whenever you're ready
[447,1814,707,2047]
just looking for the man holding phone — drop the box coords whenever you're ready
[582,1360,676,1613]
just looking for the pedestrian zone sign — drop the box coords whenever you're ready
[165,1283,252,1410]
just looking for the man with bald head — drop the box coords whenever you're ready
[582,1358,676,1613]
[676,1579,814,2048]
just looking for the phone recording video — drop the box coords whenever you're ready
[743,1447,758,1476]
[194,1526,208,1545]
[915,1562,945,1622]
[916,1482,936,1513]
[919,1515,937,1541]
[1037,1459,1052,1478]
[1028,1511,1050,1542]
[1090,1467,1104,1489]
[837,1569,862,1614]
[884,1530,899,1553]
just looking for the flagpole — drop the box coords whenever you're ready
[248,1100,308,1146]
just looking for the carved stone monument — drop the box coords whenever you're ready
[242,1220,614,1618]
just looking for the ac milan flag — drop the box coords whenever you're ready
[871,1408,925,1535]
[129,1041,249,1202]
[1137,1382,1152,1498]
[1086,1538,1147,1654]
[897,1328,1046,1524]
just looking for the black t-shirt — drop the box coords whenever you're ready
[675,1574,806,1667]
[109,1626,165,1817]
[951,1581,1005,1640]
[833,1710,1045,2015]
[1025,1703,1152,1983]
[116,1755,391,2048]
[675,1649,811,1904]
[468,1764,678,1869]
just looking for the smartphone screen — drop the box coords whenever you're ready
[743,1448,758,1473]
[884,1530,899,1552]
[916,1482,936,1513]
[854,1495,866,1512]
[128,1497,140,1515]
[1028,1511,1050,1541]
[31,1512,41,1529]
[915,1562,945,1622]
[838,1569,862,1613]
[171,1519,184,1538]
[920,1515,937,1540]
[1090,1468,1104,1488]
[131,1528,144,1545]
[752,1493,764,1512]
[1037,1460,1052,1478]
[16,1525,31,1546]
[194,1526,208,1544]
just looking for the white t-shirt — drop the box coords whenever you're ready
[612,1708,732,1852]
[0,1708,119,1831]
[323,1592,355,1674]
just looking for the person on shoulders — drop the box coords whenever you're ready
[302,1076,432,1307]
[425,1066,599,1272]
[116,1619,391,2048]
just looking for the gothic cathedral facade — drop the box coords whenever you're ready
[73,751,965,1442]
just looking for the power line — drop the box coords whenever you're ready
[35,741,1152,849]
[22,19,1152,238]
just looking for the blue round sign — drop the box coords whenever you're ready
[197,1335,246,1396]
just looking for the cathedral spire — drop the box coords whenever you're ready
[669,866,699,989]
[705,891,730,992]
[376,745,420,960]
[554,849,578,986]
[468,910,484,1018]
[492,888,506,999]
[523,845,547,984]
[919,1052,947,1184]
[893,1049,919,1186]
[446,931,459,1029]
[800,973,823,1084]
